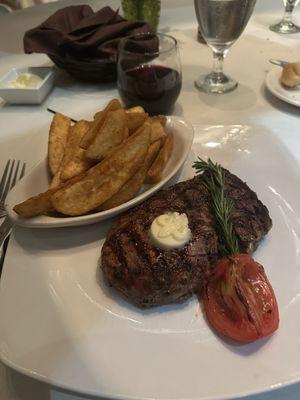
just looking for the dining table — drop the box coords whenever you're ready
[0,0,300,399]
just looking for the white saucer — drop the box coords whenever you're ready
[266,67,300,107]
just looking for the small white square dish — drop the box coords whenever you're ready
[0,66,54,104]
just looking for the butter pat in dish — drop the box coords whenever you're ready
[9,72,43,88]
[0,67,54,104]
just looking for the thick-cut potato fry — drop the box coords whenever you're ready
[92,110,104,122]
[151,115,167,127]
[51,124,151,216]
[145,139,162,165]
[85,109,128,161]
[48,113,71,176]
[80,99,122,149]
[126,112,148,134]
[13,190,56,217]
[130,119,152,138]
[50,170,62,189]
[61,148,93,181]
[63,120,90,166]
[131,118,164,143]
[151,137,163,149]
[60,120,92,181]
[146,132,174,184]
[150,119,165,143]
[99,140,161,211]
[126,106,145,114]
[13,172,85,218]
[49,120,91,188]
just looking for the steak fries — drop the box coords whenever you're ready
[85,109,128,161]
[60,121,94,181]
[52,124,150,215]
[80,99,122,149]
[99,139,162,211]
[48,112,71,176]
[13,100,174,218]
[146,132,174,183]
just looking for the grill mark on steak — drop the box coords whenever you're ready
[101,169,272,308]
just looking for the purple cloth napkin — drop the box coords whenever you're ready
[24,5,151,62]
[24,5,150,79]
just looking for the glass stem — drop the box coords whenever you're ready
[212,51,225,75]
[283,0,295,22]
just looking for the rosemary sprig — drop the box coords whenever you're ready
[193,158,240,256]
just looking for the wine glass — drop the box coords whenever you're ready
[117,32,182,115]
[194,0,256,94]
[269,0,300,34]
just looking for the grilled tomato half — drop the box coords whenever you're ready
[203,253,279,342]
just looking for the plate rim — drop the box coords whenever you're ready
[0,347,299,400]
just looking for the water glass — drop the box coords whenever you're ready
[194,0,256,94]
[270,0,300,34]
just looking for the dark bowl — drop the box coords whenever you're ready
[49,54,116,83]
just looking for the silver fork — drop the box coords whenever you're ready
[0,160,26,274]
[269,59,289,68]
[0,160,26,218]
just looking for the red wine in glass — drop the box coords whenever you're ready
[117,33,182,115]
[118,64,182,116]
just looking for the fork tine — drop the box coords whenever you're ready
[10,160,20,189]
[0,160,11,199]
[20,162,26,179]
[0,160,15,202]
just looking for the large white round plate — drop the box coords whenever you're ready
[1,125,300,400]
[5,116,193,228]
[266,67,300,107]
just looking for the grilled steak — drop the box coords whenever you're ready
[101,170,272,308]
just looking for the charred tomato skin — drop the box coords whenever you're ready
[203,253,279,343]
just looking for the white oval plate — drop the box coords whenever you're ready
[1,125,300,400]
[266,67,300,107]
[5,116,194,228]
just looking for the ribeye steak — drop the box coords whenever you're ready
[101,170,272,308]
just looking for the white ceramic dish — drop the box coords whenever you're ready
[1,125,300,400]
[5,116,194,228]
[266,67,300,107]
[0,67,54,104]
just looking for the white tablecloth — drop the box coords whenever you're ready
[0,0,300,399]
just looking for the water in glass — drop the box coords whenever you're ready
[195,0,256,51]
[194,0,256,94]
